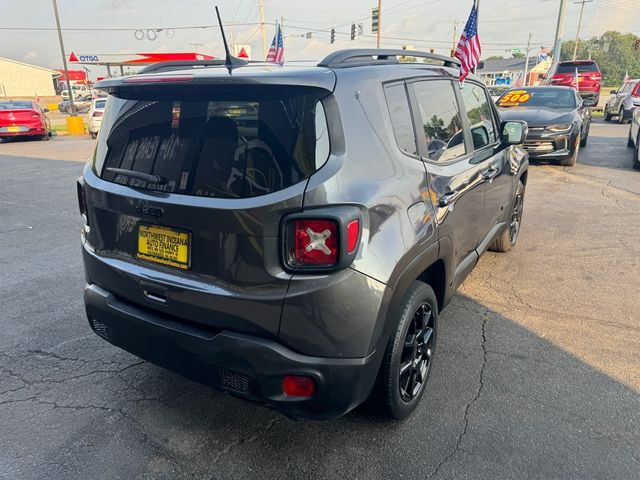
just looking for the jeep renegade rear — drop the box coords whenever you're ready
[79,50,528,419]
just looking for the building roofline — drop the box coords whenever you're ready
[0,57,61,76]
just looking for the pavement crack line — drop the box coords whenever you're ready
[427,309,489,479]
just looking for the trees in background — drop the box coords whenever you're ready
[560,31,640,86]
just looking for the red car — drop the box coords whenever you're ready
[543,60,602,105]
[0,100,51,141]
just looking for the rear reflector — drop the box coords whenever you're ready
[347,219,360,254]
[290,219,338,266]
[283,375,315,397]
[76,179,87,222]
[92,111,103,117]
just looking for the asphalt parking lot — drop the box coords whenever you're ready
[1,119,639,479]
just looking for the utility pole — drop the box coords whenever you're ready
[523,32,532,86]
[259,0,267,59]
[573,0,592,61]
[452,20,460,56]
[551,0,568,71]
[52,0,75,116]
[376,0,382,48]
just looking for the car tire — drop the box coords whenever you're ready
[66,105,78,115]
[603,106,612,121]
[559,137,579,166]
[40,133,50,141]
[628,127,635,148]
[490,179,525,253]
[90,132,97,139]
[618,108,627,124]
[634,132,640,170]
[377,281,437,420]
[580,128,588,147]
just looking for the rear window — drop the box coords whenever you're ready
[94,88,329,199]
[557,62,599,73]
[0,101,32,110]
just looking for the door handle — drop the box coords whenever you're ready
[482,165,500,181]
[438,191,458,208]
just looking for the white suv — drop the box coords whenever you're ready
[88,98,106,139]
[604,79,640,124]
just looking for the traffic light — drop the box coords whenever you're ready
[350,24,356,41]
[372,7,379,33]
[330,28,335,44]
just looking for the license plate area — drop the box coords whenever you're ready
[137,224,191,270]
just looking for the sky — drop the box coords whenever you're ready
[2,0,639,79]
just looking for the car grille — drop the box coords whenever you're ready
[219,368,252,393]
[523,140,555,153]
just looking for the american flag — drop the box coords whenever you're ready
[266,22,284,63]
[571,67,579,91]
[454,1,481,82]
[513,70,524,87]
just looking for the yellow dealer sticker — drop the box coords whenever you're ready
[498,90,532,106]
[137,224,190,269]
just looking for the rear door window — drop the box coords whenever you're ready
[384,83,418,156]
[95,89,329,199]
[411,80,466,162]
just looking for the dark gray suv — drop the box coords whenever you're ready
[78,49,529,420]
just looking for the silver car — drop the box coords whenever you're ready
[604,79,640,124]
[627,107,640,170]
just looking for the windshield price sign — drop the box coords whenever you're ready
[498,90,531,106]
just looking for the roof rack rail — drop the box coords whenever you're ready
[137,59,227,74]
[318,49,461,69]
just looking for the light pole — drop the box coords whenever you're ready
[259,0,267,59]
[573,0,592,61]
[551,0,568,71]
[52,0,76,116]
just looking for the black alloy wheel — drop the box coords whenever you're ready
[399,303,435,402]
[377,281,438,419]
[509,186,524,245]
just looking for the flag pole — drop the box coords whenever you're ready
[473,0,479,74]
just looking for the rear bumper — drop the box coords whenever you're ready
[84,283,381,419]
[0,125,45,137]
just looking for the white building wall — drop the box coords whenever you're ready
[0,58,57,97]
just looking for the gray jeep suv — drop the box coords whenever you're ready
[78,49,529,420]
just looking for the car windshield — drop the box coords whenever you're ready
[0,101,32,110]
[498,89,576,109]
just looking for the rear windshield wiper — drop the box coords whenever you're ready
[106,168,166,185]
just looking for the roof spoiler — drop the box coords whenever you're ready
[318,49,461,69]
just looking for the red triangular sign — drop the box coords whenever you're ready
[69,52,79,62]
[237,47,249,59]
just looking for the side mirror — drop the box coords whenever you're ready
[610,90,617,94]
[582,98,597,108]
[501,121,527,145]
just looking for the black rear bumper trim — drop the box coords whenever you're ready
[84,284,380,419]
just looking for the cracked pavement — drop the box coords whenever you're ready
[1,119,639,479]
